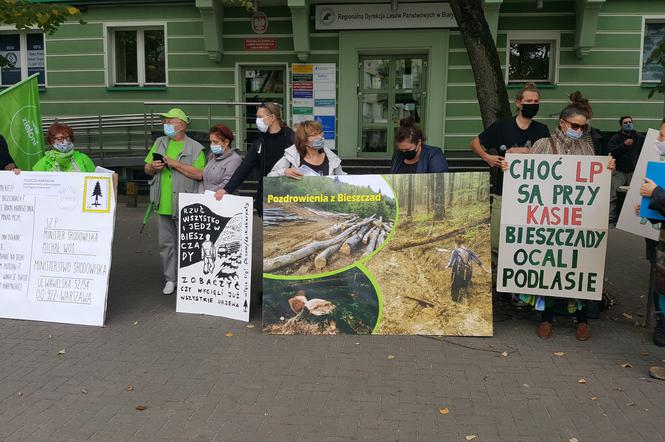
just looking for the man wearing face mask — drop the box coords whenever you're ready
[216,102,294,215]
[144,108,206,295]
[608,116,646,227]
[469,83,550,294]
[268,119,345,177]
[32,123,96,172]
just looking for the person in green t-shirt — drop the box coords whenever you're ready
[32,123,96,173]
[144,108,206,295]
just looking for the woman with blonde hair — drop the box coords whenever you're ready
[269,119,345,178]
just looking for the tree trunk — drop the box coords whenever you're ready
[389,217,490,251]
[340,224,371,255]
[264,216,375,272]
[314,242,344,270]
[449,0,511,128]
[407,174,414,217]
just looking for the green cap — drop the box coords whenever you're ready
[160,108,191,124]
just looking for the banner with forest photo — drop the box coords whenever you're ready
[262,173,493,336]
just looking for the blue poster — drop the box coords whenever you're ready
[640,161,665,220]
[315,115,335,140]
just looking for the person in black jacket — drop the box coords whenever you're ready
[215,102,294,215]
[638,119,665,380]
[608,116,646,226]
[390,117,448,174]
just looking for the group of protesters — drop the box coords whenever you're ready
[3,82,665,378]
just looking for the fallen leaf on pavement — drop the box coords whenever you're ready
[501,351,508,357]
[439,407,449,415]
[620,363,633,368]
[626,402,636,407]
[133,321,139,326]
[225,332,234,337]
[135,405,147,411]
[466,435,477,441]
[641,352,650,357]
[591,396,598,401]
[569,438,580,442]
[81,389,87,394]
[17,391,22,397]
[578,378,587,384]
[57,349,66,355]
[246,324,255,329]
[127,384,134,391]
[554,352,565,357]
[48,334,52,340]
[622,313,633,320]
[387,354,396,360]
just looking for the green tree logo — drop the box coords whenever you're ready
[91,181,103,207]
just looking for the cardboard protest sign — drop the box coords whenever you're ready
[177,193,253,322]
[498,154,611,301]
[640,161,665,221]
[618,128,662,239]
[262,173,492,336]
[0,171,116,326]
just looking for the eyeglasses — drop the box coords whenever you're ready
[563,119,588,131]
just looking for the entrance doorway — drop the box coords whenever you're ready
[358,55,427,155]
[240,66,286,151]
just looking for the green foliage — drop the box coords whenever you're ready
[647,38,665,99]
[267,177,396,221]
[0,0,84,69]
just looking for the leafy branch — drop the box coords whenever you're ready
[646,37,665,99]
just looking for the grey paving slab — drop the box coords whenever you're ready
[1,207,664,442]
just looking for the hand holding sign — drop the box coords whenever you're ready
[641,178,657,198]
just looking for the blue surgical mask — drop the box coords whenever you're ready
[163,124,177,138]
[311,138,325,150]
[623,123,634,132]
[210,144,223,155]
[53,140,74,153]
[565,128,583,140]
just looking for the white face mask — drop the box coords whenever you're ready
[256,117,269,133]
[655,140,665,156]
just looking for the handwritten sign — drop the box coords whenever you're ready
[0,171,116,326]
[497,154,611,300]
[177,193,253,322]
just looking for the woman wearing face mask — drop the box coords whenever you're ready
[32,123,96,172]
[268,120,345,178]
[218,103,294,215]
[391,117,448,174]
[200,124,242,198]
[504,91,616,341]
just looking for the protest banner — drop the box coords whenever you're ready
[0,74,44,170]
[497,154,611,301]
[618,128,664,239]
[0,171,116,326]
[177,193,253,322]
[262,173,492,336]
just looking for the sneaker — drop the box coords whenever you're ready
[537,321,552,339]
[649,366,665,380]
[576,323,590,341]
[163,281,176,295]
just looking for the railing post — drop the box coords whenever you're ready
[143,112,149,151]
[99,114,104,166]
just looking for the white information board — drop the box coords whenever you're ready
[498,154,611,301]
[0,171,116,326]
[617,128,662,239]
[177,193,253,322]
[291,63,337,150]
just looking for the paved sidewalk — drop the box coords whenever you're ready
[1,205,664,442]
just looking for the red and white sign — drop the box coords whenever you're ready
[244,39,277,51]
[251,11,268,34]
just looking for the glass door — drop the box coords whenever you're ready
[358,55,427,156]
[241,66,286,151]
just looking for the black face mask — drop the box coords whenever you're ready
[520,103,539,119]
[402,149,417,160]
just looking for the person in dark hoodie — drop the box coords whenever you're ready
[215,102,294,215]
[608,116,646,226]
[637,119,665,380]
[390,117,448,174]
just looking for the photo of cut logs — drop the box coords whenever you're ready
[262,176,396,276]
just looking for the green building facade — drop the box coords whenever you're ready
[1,0,664,159]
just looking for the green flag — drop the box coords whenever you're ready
[0,74,44,170]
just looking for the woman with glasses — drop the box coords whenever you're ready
[269,119,344,178]
[32,123,96,172]
[503,91,615,341]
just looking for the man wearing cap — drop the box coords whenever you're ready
[145,108,206,295]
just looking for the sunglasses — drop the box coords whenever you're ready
[563,119,588,131]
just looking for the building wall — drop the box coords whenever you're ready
[25,0,665,156]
